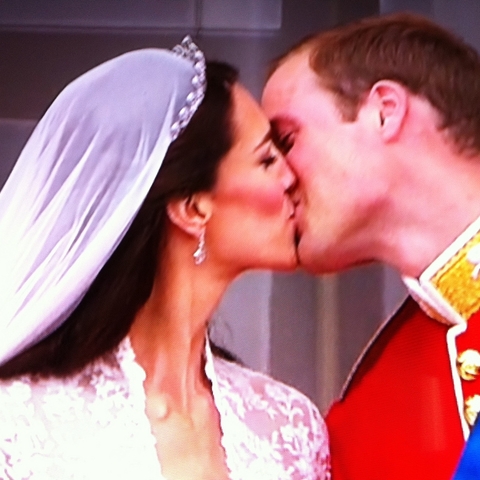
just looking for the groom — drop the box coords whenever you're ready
[262,12,480,480]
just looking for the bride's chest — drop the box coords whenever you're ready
[146,392,229,480]
[0,354,316,480]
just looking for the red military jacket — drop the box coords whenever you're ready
[326,222,480,480]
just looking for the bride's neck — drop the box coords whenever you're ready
[128,235,232,405]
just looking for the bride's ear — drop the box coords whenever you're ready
[166,192,213,237]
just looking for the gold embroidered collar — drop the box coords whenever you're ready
[403,216,480,326]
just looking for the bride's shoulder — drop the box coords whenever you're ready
[0,361,114,427]
[0,376,47,474]
[0,376,38,414]
[213,355,324,423]
[0,375,73,425]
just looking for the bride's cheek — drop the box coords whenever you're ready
[227,182,282,216]
[252,186,286,217]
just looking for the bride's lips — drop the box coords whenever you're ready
[293,200,304,223]
[285,195,296,218]
[292,202,304,247]
[288,203,296,218]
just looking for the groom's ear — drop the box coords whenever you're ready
[166,192,213,237]
[366,80,408,142]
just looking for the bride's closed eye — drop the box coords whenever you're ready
[260,152,278,169]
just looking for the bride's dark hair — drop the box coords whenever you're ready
[0,61,239,379]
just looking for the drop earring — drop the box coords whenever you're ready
[193,229,206,265]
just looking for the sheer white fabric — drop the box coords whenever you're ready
[0,39,205,365]
[0,339,331,480]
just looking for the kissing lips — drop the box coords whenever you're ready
[294,227,301,248]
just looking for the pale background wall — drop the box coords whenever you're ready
[0,0,478,414]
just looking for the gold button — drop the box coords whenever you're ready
[464,395,480,426]
[457,349,480,381]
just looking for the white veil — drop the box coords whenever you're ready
[0,37,206,365]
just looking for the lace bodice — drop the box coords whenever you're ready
[0,339,330,479]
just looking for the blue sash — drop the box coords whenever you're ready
[453,419,480,479]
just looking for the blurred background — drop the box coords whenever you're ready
[0,0,478,413]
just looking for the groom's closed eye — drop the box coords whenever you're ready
[270,120,295,155]
[277,131,295,155]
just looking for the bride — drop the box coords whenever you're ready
[0,38,330,479]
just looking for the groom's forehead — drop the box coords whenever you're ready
[274,53,312,88]
[264,59,320,114]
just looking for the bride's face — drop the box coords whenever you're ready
[207,84,298,273]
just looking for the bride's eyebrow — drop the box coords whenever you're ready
[253,129,273,152]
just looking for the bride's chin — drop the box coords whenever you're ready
[274,248,300,271]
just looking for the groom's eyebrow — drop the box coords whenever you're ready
[271,116,296,131]
[270,119,289,140]
[270,119,282,136]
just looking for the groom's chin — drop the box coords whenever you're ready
[294,237,319,273]
[294,225,336,274]
[295,236,334,275]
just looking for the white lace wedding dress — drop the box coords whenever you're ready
[0,338,330,480]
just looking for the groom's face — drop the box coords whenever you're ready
[262,52,381,273]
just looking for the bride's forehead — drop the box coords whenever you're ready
[230,86,269,135]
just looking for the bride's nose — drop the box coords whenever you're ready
[280,160,298,193]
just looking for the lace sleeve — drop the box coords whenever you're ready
[212,358,331,480]
[0,381,36,480]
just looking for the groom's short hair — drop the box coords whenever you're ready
[271,13,480,155]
